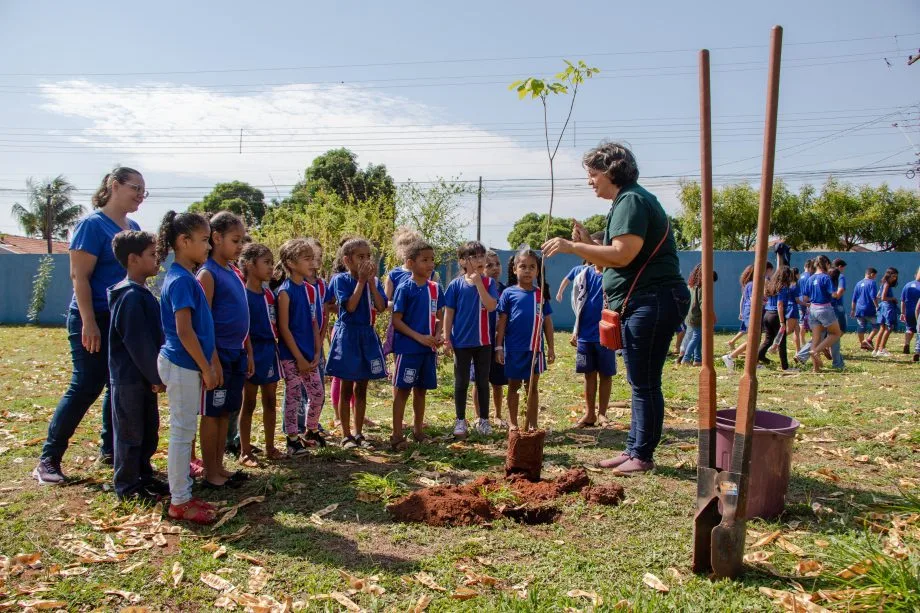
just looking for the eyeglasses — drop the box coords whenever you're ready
[121,181,149,199]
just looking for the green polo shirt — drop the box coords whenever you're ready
[602,183,684,311]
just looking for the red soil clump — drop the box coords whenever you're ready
[387,467,623,527]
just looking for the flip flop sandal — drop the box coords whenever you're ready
[265,448,286,461]
[228,470,250,482]
[574,418,597,429]
[342,436,358,450]
[390,436,408,451]
[596,415,611,426]
[239,454,260,468]
[169,500,217,525]
[188,498,217,512]
[411,431,429,444]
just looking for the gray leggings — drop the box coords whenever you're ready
[453,345,491,420]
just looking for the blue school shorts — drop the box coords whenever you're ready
[248,340,281,385]
[489,348,508,386]
[738,320,749,333]
[906,313,917,334]
[504,350,546,382]
[326,324,387,381]
[204,347,247,417]
[575,341,617,376]
[877,307,898,329]
[855,316,878,334]
[393,352,438,390]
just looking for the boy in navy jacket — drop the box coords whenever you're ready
[108,230,167,503]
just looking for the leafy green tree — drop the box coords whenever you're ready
[188,181,267,226]
[397,178,471,263]
[255,189,397,274]
[582,214,607,237]
[862,184,920,252]
[286,148,396,206]
[813,178,874,251]
[507,213,575,249]
[11,176,84,251]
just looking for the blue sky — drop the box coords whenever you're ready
[1,0,918,248]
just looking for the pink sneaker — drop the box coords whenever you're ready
[598,451,631,469]
[614,457,655,475]
[189,459,205,479]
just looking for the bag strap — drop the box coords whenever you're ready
[619,220,671,313]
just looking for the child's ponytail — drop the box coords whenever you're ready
[269,261,287,291]
[156,210,209,265]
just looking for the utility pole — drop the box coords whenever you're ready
[45,190,52,255]
[476,176,482,241]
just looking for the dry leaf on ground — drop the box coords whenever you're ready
[795,560,823,576]
[248,566,271,593]
[451,586,479,600]
[409,594,433,612]
[642,573,669,593]
[752,530,782,548]
[413,572,447,592]
[744,551,774,563]
[105,589,142,604]
[566,589,603,606]
[776,537,805,556]
[171,562,184,587]
[200,572,235,593]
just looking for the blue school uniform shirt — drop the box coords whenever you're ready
[246,287,277,343]
[68,211,141,313]
[275,278,316,362]
[387,267,411,293]
[832,273,846,307]
[852,278,878,317]
[329,273,387,326]
[306,278,327,333]
[901,280,920,317]
[797,272,811,304]
[392,278,445,354]
[741,281,754,320]
[201,258,249,350]
[807,272,835,305]
[159,263,216,371]
[444,275,500,348]
[498,286,553,352]
[570,267,605,343]
[488,280,507,345]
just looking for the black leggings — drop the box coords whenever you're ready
[758,311,788,370]
[453,345,491,420]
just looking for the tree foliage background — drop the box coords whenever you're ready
[10,175,85,245]
[188,181,267,227]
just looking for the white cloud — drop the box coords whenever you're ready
[36,80,637,247]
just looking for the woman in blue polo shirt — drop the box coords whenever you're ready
[34,168,146,485]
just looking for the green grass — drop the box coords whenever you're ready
[0,325,917,611]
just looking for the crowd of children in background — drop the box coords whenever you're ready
[101,210,576,524]
[56,207,920,524]
[706,248,920,375]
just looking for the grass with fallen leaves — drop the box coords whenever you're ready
[0,325,917,611]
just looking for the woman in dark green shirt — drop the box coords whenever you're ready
[543,142,689,474]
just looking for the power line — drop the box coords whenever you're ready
[2,32,916,77]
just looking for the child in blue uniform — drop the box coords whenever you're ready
[797,259,815,346]
[197,211,251,489]
[239,243,284,464]
[851,267,879,351]
[326,237,388,449]
[496,248,555,431]
[443,241,500,438]
[900,267,920,355]
[722,265,755,369]
[759,266,794,370]
[873,267,899,358]
[156,211,218,525]
[565,259,615,427]
[272,239,325,455]
[298,237,328,434]
[472,250,508,425]
[390,238,444,448]
[107,230,166,503]
[801,255,841,372]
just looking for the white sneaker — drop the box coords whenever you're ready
[453,419,468,439]
[871,350,878,357]
[878,349,891,358]
[721,355,735,370]
[475,418,492,436]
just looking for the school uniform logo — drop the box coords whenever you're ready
[404,367,417,384]
[213,389,227,407]
[576,352,587,368]
[370,358,384,374]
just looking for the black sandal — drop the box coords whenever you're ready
[342,436,358,450]
[228,470,250,483]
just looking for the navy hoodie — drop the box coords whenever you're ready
[108,279,165,386]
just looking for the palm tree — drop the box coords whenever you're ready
[11,176,85,253]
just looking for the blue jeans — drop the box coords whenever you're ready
[42,309,113,461]
[795,333,844,369]
[681,326,702,364]
[621,284,691,462]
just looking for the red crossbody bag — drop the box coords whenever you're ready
[599,221,671,351]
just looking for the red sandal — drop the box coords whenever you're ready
[169,498,217,524]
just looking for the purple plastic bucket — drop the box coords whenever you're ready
[715,408,800,520]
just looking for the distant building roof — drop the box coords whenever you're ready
[0,234,69,254]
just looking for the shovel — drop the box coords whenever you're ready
[694,26,783,579]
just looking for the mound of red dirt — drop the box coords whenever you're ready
[387,467,623,527]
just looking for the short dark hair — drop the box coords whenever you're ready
[866,267,877,276]
[766,261,775,270]
[112,230,156,268]
[457,240,486,260]
[405,237,434,261]
[833,258,847,268]
[582,141,639,187]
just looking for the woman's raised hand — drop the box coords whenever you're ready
[571,221,592,244]
[541,236,572,258]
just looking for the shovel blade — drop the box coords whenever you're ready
[710,520,747,579]
[692,497,721,574]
